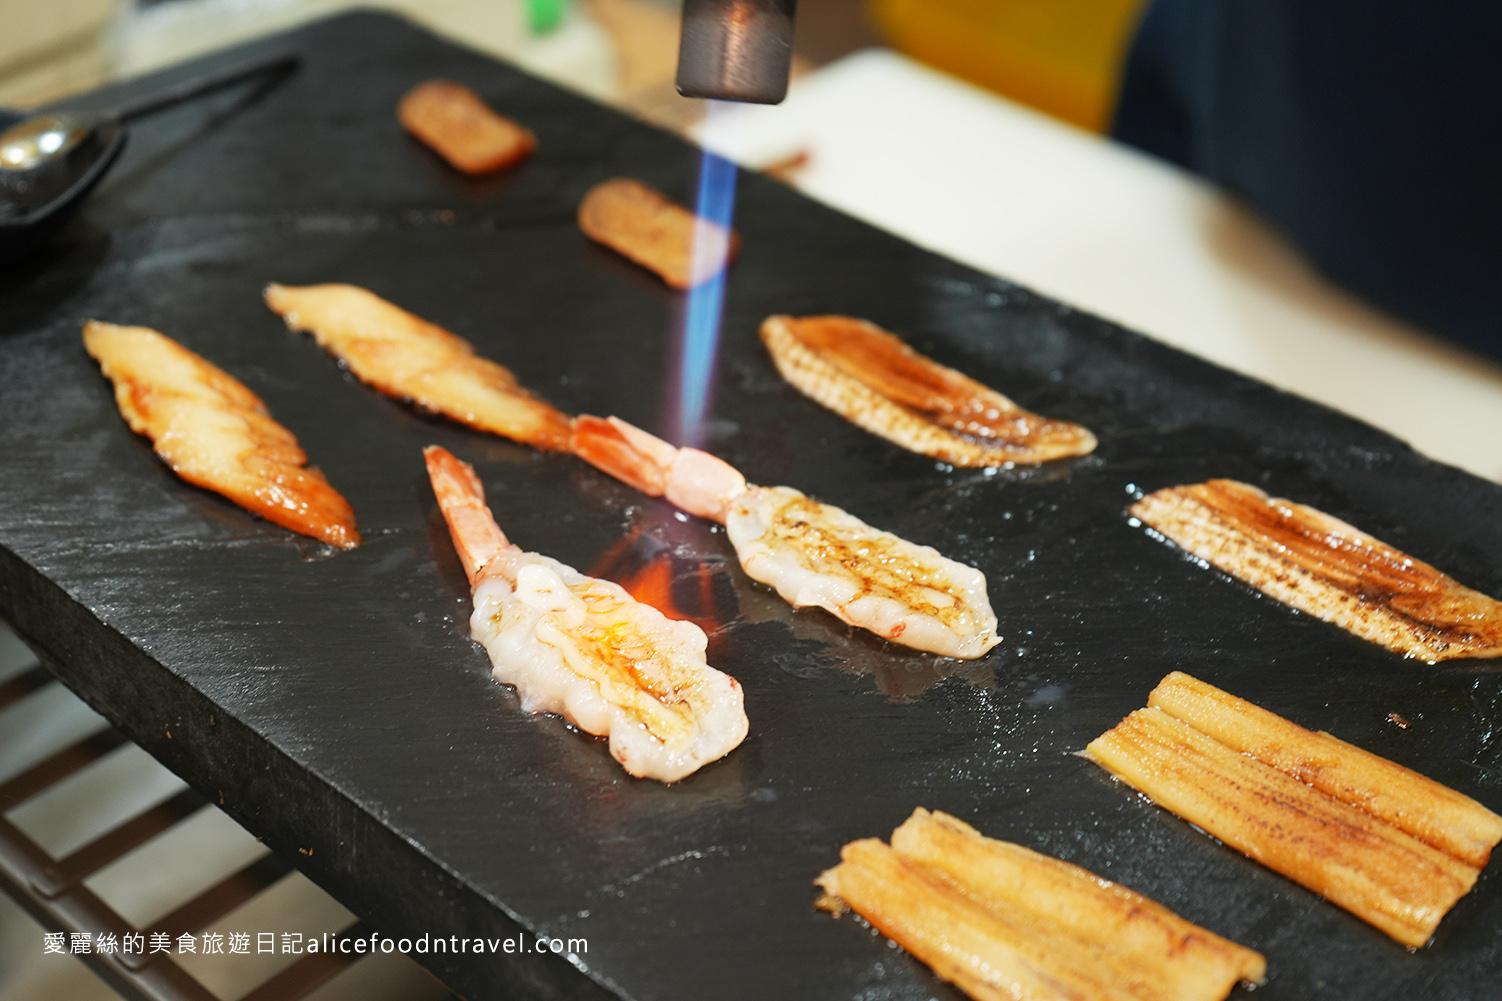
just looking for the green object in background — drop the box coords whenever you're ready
[527,0,567,34]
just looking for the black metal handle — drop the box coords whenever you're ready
[109,51,301,123]
[676,0,798,105]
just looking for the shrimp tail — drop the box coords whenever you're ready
[568,415,747,523]
[569,415,671,496]
[423,445,512,585]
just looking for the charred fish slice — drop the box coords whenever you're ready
[1131,478,1502,661]
[264,283,573,451]
[817,808,1265,1001]
[571,416,1001,659]
[84,321,360,549]
[397,79,537,175]
[760,315,1097,466]
[1086,672,1502,948]
[426,445,747,782]
[577,178,738,290]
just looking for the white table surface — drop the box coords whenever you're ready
[703,50,1502,483]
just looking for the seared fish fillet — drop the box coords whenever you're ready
[1131,478,1502,661]
[817,808,1265,1001]
[427,446,747,781]
[264,283,572,451]
[726,485,1000,659]
[1087,672,1502,947]
[84,321,360,548]
[397,79,536,175]
[577,178,738,290]
[760,315,1097,466]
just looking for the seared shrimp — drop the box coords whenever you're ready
[425,446,748,782]
[570,417,1001,660]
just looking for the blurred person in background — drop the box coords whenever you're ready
[1111,0,1502,360]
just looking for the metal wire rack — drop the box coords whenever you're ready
[0,661,457,1001]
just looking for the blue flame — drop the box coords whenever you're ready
[672,126,739,448]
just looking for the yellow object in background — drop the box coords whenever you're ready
[868,0,1148,132]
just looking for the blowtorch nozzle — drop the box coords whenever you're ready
[676,0,798,105]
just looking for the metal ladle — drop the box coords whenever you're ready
[0,51,299,266]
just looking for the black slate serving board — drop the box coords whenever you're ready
[3,12,1502,1001]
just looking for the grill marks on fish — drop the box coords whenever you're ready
[766,495,966,622]
[1086,673,1502,948]
[760,315,1096,466]
[726,486,1000,659]
[1131,479,1502,661]
[1146,672,1502,869]
[83,321,360,548]
[817,808,1265,1001]
[264,283,573,451]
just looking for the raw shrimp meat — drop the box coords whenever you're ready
[425,445,748,782]
[761,314,1097,466]
[1132,479,1502,661]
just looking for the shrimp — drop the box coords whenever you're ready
[424,446,748,782]
[570,417,1001,660]
[261,284,999,659]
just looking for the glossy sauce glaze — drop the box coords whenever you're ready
[84,321,360,548]
[761,314,1096,466]
[1132,479,1502,660]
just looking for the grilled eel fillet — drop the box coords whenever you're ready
[263,283,572,451]
[760,315,1097,467]
[84,321,360,548]
[817,808,1265,1001]
[1087,672,1502,947]
[1132,479,1502,661]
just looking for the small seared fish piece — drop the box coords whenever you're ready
[264,283,572,451]
[84,321,359,548]
[1086,672,1502,948]
[760,315,1097,466]
[571,416,1001,659]
[425,446,747,782]
[1131,478,1502,661]
[397,80,537,174]
[816,808,1265,1001]
[577,178,738,289]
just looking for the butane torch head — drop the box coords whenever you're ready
[676,0,798,105]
